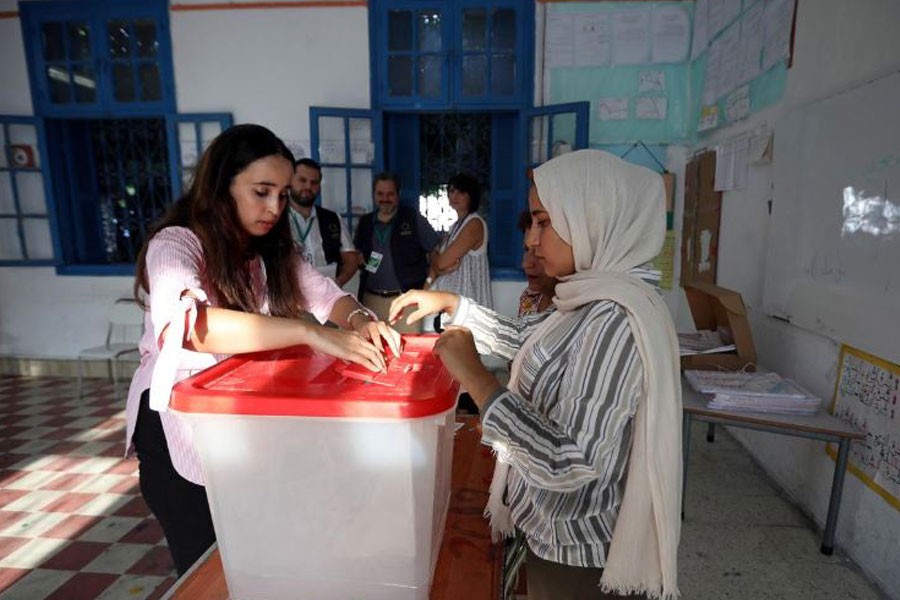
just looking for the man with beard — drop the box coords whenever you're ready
[354,171,440,332]
[288,158,358,288]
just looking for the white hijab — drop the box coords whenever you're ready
[496,150,682,599]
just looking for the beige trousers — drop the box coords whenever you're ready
[361,292,423,334]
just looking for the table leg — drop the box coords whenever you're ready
[706,422,716,443]
[681,412,692,520]
[821,438,851,555]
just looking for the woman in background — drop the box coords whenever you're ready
[127,124,398,575]
[516,209,557,317]
[427,172,493,309]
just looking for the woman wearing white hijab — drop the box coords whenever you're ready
[390,149,681,600]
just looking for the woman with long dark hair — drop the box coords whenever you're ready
[126,124,399,575]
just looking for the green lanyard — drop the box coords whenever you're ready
[374,221,393,248]
[290,210,315,243]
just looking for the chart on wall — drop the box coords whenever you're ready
[828,344,900,512]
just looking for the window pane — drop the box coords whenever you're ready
[199,122,223,150]
[0,219,23,259]
[350,169,372,217]
[388,10,412,52]
[178,122,199,167]
[72,63,98,103]
[46,65,71,103]
[388,55,413,97]
[417,12,442,52]
[112,63,136,101]
[67,22,92,60]
[530,115,549,164]
[492,9,516,51]
[0,174,13,213]
[23,218,54,259]
[134,19,159,58]
[318,117,346,164]
[418,55,441,98]
[491,54,516,95]
[107,20,131,58]
[138,63,162,101]
[320,166,346,214]
[8,124,41,169]
[0,128,6,168]
[16,172,47,214]
[348,119,373,165]
[461,55,487,96]
[551,112,577,149]
[462,9,487,51]
[41,22,65,61]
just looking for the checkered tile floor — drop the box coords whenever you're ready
[0,375,177,599]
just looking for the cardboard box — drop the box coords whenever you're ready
[681,282,757,371]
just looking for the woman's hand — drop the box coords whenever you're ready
[353,318,402,358]
[305,325,389,373]
[389,290,460,327]
[435,326,501,409]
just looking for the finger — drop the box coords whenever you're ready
[388,293,413,323]
[384,327,402,357]
[368,324,386,355]
[404,307,431,326]
[373,322,400,357]
[353,344,385,373]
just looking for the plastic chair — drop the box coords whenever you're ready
[76,297,145,401]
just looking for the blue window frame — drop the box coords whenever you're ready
[371,0,533,109]
[521,102,591,172]
[166,114,234,198]
[309,107,384,237]
[20,0,175,117]
[14,0,231,274]
[0,116,59,266]
[39,113,232,275]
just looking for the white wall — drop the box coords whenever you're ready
[170,4,371,149]
[696,0,900,596]
[0,3,370,358]
[0,15,32,113]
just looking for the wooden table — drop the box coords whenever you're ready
[681,380,865,555]
[162,416,501,599]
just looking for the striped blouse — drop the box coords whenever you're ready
[452,267,661,568]
[124,226,348,485]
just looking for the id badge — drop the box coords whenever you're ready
[365,251,383,273]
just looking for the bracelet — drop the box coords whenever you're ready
[346,306,376,329]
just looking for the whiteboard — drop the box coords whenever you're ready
[763,69,900,364]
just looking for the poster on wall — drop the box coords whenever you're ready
[828,344,900,512]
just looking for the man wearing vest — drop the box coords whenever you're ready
[288,158,358,288]
[354,172,440,333]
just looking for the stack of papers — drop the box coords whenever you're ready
[684,370,822,415]
[678,330,736,356]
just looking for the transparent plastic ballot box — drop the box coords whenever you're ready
[170,334,459,600]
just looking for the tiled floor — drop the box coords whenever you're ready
[0,376,176,600]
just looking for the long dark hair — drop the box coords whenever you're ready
[134,124,304,318]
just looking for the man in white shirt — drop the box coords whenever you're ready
[288,158,358,288]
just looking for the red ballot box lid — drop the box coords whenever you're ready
[170,334,458,419]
